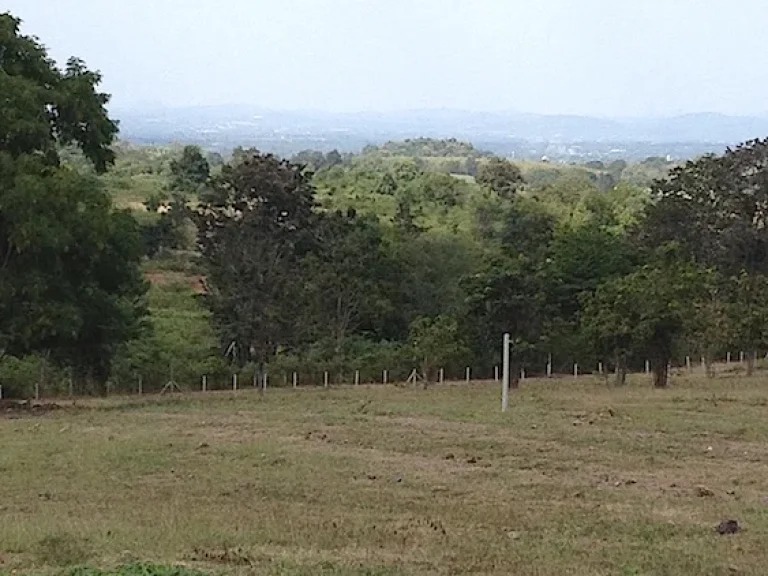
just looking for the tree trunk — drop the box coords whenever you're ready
[704,353,716,378]
[652,361,669,388]
[510,362,521,390]
[614,353,627,386]
[746,351,756,377]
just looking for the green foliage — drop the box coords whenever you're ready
[726,271,768,373]
[0,13,117,172]
[169,145,210,195]
[292,149,345,172]
[0,13,146,392]
[194,149,316,366]
[301,210,399,350]
[111,282,225,392]
[582,260,707,387]
[643,139,768,276]
[408,315,468,383]
[363,138,490,159]
[476,157,524,199]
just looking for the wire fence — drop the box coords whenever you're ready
[3,351,764,402]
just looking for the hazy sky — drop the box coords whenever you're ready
[4,0,767,117]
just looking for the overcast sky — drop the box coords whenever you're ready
[4,0,767,117]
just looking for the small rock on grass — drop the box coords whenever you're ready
[716,520,740,535]
[696,485,715,497]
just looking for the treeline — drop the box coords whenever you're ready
[3,11,768,398]
[140,139,768,391]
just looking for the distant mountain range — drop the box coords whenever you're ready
[110,105,768,161]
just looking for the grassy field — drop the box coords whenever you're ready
[2,373,768,575]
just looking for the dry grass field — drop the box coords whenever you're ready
[2,372,768,575]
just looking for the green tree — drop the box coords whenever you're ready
[544,225,637,367]
[727,271,768,375]
[0,13,146,393]
[476,157,524,199]
[581,260,705,388]
[170,145,210,194]
[0,14,118,172]
[301,210,399,376]
[642,139,768,276]
[408,315,468,386]
[193,150,316,370]
[463,254,547,388]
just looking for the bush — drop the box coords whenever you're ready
[0,355,67,399]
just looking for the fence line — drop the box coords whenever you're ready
[8,350,762,402]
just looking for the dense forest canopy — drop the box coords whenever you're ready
[3,11,768,396]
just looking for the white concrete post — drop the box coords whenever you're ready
[502,333,510,413]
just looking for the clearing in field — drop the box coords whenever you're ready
[2,374,768,575]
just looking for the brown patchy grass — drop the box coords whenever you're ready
[2,373,768,575]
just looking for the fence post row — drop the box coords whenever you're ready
[31,351,765,401]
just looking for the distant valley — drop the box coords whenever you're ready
[111,105,768,160]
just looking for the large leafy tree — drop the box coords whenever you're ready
[194,149,317,368]
[726,272,768,376]
[544,224,637,367]
[0,14,118,171]
[581,260,706,388]
[462,254,548,387]
[0,13,146,392]
[170,145,211,195]
[301,210,399,365]
[476,157,524,199]
[408,315,468,385]
[642,139,768,275]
